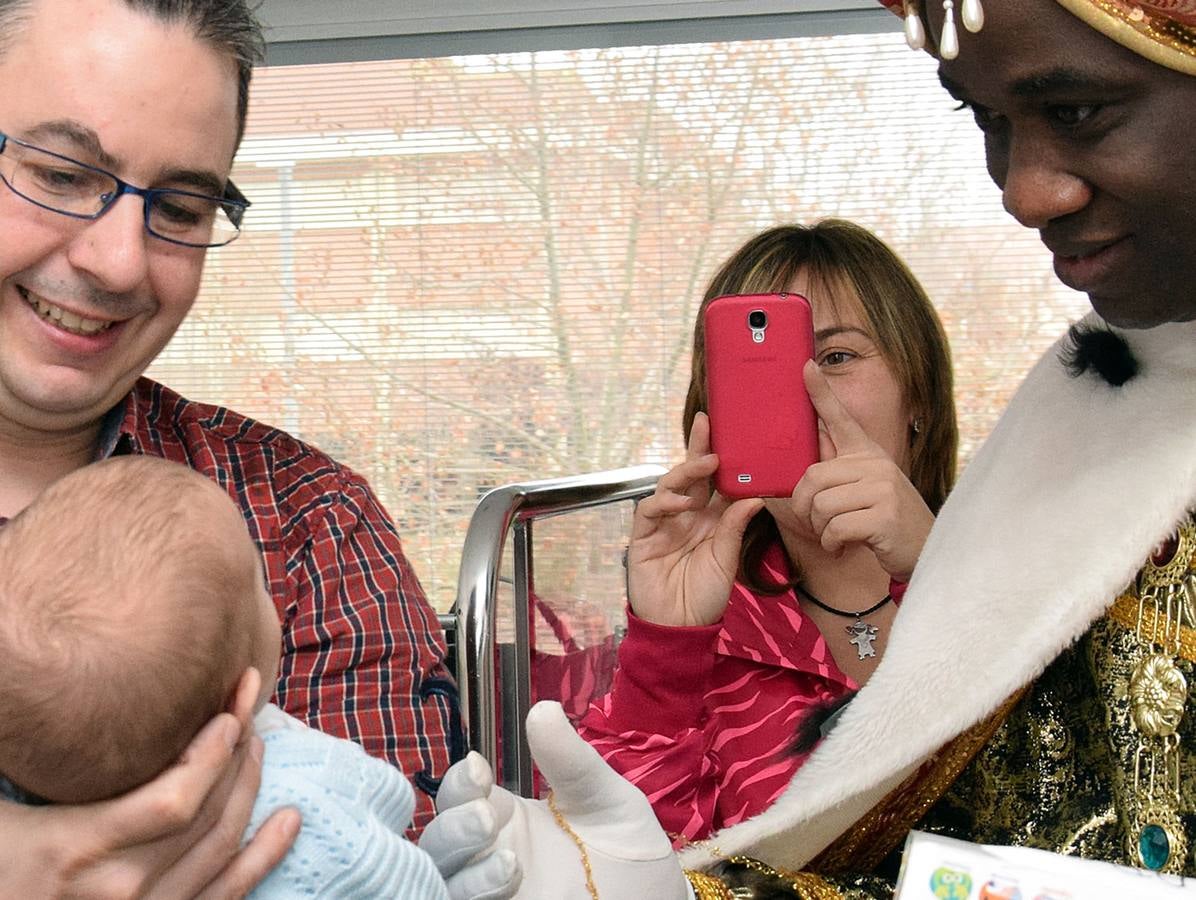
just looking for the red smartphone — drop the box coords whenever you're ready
[703,292,818,499]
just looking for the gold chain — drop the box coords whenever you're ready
[547,791,600,900]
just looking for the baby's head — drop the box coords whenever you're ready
[0,456,281,803]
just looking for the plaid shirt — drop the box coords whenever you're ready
[105,377,456,832]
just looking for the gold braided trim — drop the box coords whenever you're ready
[685,869,737,900]
[684,863,841,899]
[1056,0,1196,74]
[681,850,845,896]
[735,858,845,900]
[787,871,844,900]
[1107,590,1196,663]
[810,686,1028,874]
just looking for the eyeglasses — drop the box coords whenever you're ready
[0,131,250,248]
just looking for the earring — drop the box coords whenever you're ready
[912,418,923,434]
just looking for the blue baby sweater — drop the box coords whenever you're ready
[248,705,449,899]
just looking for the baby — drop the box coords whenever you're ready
[0,455,449,900]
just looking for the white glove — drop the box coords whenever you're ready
[419,755,520,900]
[421,701,694,900]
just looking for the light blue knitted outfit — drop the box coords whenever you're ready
[248,705,449,900]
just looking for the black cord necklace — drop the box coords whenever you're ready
[795,583,893,661]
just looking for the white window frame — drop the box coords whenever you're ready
[260,1,895,65]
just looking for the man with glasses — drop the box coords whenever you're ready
[0,0,455,895]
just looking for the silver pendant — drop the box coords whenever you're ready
[846,619,880,659]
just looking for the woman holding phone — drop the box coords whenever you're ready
[576,219,958,844]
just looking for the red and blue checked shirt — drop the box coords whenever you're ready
[577,543,904,845]
[104,378,455,832]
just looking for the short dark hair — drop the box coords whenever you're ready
[0,0,265,147]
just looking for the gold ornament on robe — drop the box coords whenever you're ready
[1129,653,1188,737]
[1118,518,1196,874]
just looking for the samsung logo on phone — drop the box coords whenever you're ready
[742,355,777,364]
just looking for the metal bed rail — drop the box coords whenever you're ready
[451,464,664,794]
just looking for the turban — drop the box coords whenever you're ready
[879,0,1196,74]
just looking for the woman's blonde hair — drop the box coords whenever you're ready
[682,220,957,593]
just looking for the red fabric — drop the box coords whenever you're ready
[577,544,900,844]
[116,378,452,833]
[531,596,619,719]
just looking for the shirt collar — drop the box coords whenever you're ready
[96,387,141,460]
[716,542,853,688]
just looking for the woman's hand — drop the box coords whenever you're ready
[789,361,934,582]
[628,412,764,627]
[0,668,300,900]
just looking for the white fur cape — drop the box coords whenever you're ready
[680,314,1196,870]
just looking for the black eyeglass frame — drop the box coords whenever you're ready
[0,130,250,248]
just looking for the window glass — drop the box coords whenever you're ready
[150,31,1088,609]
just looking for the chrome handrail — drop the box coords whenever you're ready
[453,464,665,791]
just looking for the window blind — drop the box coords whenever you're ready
[149,31,1089,610]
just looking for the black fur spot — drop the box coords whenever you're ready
[1059,323,1138,386]
[790,690,857,756]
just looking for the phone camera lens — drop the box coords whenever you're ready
[748,310,767,330]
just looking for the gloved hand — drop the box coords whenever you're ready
[419,753,519,900]
[420,701,693,900]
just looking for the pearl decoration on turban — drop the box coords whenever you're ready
[901,0,984,57]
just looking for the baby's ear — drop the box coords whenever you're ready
[227,667,263,732]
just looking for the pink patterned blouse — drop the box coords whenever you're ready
[576,543,904,844]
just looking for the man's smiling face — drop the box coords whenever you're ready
[0,0,240,436]
[928,0,1196,328]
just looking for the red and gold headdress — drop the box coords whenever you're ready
[879,0,1196,73]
